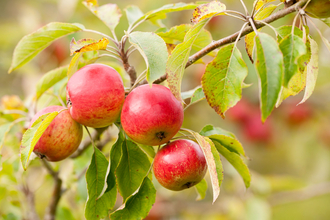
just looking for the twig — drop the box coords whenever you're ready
[20,184,40,220]
[70,127,108,158]
[41,159,62,220]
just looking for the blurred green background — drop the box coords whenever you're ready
[1,0,330,219]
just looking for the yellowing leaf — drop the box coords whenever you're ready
[85,0,98,6]
[70,38,109,55]
[254,0,277,11]
[192,1,226,24]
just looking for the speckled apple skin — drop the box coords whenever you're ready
[153,139,207,191]
[67,64,125,128]
[30,106,83,162]
[305,0,330,18]
[121,84,183,146]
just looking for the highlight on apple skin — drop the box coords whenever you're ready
[66,63,125,128]
[153,139,207,191]
[121,84,184,146]
[30,105,83,162]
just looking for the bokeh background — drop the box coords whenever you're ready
[1,0,330,219]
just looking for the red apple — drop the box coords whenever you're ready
[30,106,83,162]
[226,98,254,123]
[243,113,272,143]
[153,139,207,191]
[121,84,183,146]
[286,103,313,125]
[305,0,330,18]
[66,64,125,128]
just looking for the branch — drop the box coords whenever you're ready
[140,0,308,85]
[41,159,62,220]
[20,184,40,220]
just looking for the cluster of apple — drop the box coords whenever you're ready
[31,63,207,191]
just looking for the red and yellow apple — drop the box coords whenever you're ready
[30,105,83,162]
[121,84,184,146]
[66,63,125,128]
[153,139,207,191]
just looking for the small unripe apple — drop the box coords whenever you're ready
[305,0,330,18]
[30,106,83,162]
[121,84,183,146]
[66,64,125,128]
[153,139,207,191]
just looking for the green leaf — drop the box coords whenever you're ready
[202,44,248,118]
[213,141,251,188]
[276,25,303,42]
[20,111,60,170]
[299,37,319,104]
[191,87,206,104]
[253,33,283,122]
[138,144,155,158]
[135,3,200,25]
[181,86,202,100]
[129,32,168,84]
[185,130,223,203]
[85,147,117,220]
[195,178,208,201]
[9,22,84,73]
[110,177,156,220]
[116,138,151,201]
[167,17,212,102]
[200,124,246,157]
[279,34,307,86]
[157,24,214,55]
[35,66,68,100]
[67,53,82,79]
[83,2,121,31]
[125,5,144,27]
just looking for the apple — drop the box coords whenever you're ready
[242,113,272,143]
[153,139,207,191]
[226,98,254,124]
[305,0,330,18]
[121,84,183,146]
[30,105,83,162]
[66,63,125,128]
[286,103,313,125]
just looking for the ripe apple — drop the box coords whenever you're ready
[242,113,272,143]
[286,103,313,125]
[226,98,254,124]
[121,84,183,146]
[153,139,207,191]
[30,105,83,162]
[66,64,125,128]
[305,0,330,18]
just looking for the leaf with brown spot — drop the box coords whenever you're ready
[191,1,226,24]
[70,38,109,56]
[83,1,121,31]
[202,44,248,118]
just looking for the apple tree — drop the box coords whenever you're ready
[1,0,330,219]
